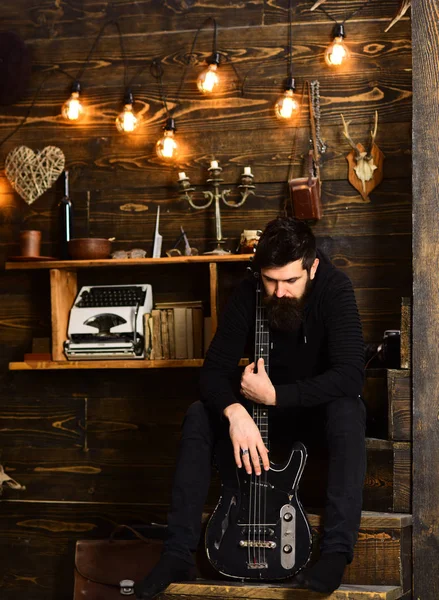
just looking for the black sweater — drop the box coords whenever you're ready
[199,249,365,418]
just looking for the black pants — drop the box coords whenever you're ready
[164,397,366,564]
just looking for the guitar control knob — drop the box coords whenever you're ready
[283,544,293,554]
[283,512,293,521]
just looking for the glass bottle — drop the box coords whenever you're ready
[58,170,73,259]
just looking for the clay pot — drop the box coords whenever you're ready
[68,238,111,260]
[20,230,42,257]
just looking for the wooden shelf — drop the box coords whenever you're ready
[7,253,253,370]
[5,254,254,270]
[9,358,250,370]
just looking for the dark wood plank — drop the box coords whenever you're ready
[387,370,411,441]
[400,297,411,369]
[393,442,411,513]
[0,396,85,448]
[412,1,438,596]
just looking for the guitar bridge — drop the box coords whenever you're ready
[247,562,268,569]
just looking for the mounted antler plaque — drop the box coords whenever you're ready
[340,111,384,201]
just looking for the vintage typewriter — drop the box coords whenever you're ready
[64,284,153,360]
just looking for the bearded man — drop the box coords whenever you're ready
[135,216,366,598]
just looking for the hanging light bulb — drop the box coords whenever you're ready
[156,118,179,161]
[62,81,84,121]
[275,0,300,121]
[275,77,300,120]
[197,53,220,94]
[325,23,350,67]
[115,89,139,133]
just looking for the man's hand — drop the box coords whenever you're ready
[223,403,269,475]
[240,358,276,406]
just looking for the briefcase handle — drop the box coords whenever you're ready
[109,524,152,544]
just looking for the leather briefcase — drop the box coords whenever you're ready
[74,535,163,599]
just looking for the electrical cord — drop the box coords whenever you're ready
[315,0,371,25]
[0,71,55,150]
[288,0,294,78]
[150,58,171,118]
[75,19,115,83]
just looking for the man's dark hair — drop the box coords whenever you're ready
[252,217,316,273]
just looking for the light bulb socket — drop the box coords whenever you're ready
[123,89,134,105]
[71,80,81,94]
[207,52,221,66]
[284,77,296,92]
[333,23,346,39]
[164,117,176,132]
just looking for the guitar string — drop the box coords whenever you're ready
[254,299,259,564]
[256,299,261,566]
[248,398,253,566]
[256,282,269,568]
[257,290,263,565]
[262,316,268,568]
[248,298,258,565]
[256,382,261,566]
[254,290,262,566]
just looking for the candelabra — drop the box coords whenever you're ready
[178,161,255,255]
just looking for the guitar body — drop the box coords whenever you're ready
[205,440,312,580]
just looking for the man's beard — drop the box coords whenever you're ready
[263,276,313,333]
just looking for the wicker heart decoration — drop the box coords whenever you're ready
[5,145,65,205]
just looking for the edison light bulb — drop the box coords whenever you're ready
[275,88,299,120]
[197,64,219,94]
[325,36,349,66]
[116,104,138,133]
[325,24,349,67]
[62,91,84,121]
[156,119,178,161]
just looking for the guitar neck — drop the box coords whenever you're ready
[253,280,270,447]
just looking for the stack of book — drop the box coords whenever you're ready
[144,301,208,360]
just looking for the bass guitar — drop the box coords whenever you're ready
[205,275,312,580]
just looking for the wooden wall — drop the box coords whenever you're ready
[0,1,411,598]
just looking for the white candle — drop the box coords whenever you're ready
[178,172,186,180]
[244,166,252,175]
[210,160,219,169]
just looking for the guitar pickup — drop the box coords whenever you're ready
[239,540,276,549]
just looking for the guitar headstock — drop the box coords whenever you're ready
[246,265,259,279]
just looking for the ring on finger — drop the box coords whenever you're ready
[241,448,249,456]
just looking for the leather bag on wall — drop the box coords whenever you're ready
[288,151,322,220]
[286,81,323,221]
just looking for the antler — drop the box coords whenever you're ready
[310,0,328,10]
[384,0,411,32]
[341,114,362,158]
[366,111,379,159]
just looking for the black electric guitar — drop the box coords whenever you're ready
[205,276,312,580]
